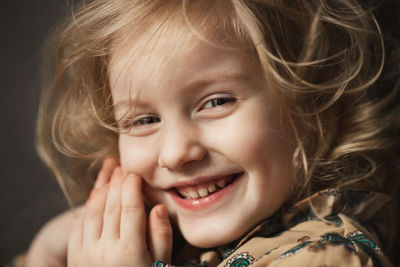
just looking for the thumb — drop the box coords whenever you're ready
[147,204,173,263]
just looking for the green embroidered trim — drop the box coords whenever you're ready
[153,261,208,267]
[277,230,383,266]
[153,261,169,267]
[278,241,313,259]
[320,232,356,252]
[225,252,255,267]
[346,230,381,251]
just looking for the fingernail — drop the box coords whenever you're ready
[127,173,142,182]
[115,167,123,175]
[156,205,168,220]
[86,189,97,204]
[111,167,122,181]
[94,179,106,189]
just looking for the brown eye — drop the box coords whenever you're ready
[203,97,235,109]
[133,116,161,126]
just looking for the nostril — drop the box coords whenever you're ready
[158,143,207,170]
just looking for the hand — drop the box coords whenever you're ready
[67,167,173,267]
[25,158,119,267]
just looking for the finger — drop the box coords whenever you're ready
[67,211,84,265]
[120,174,147,244]
[94,158,119,189]
[101,167,124,239]
[83,186,108,245]
[147,204,173,263]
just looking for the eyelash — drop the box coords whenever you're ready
[120,96,236,130]
[120,115,160,130]
[201,96,236,110]
[133,116,160,126]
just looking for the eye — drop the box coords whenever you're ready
[133,116,161,126]
[202,97,236,109]
[119,115,160,132]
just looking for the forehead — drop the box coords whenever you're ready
[109,21,194,93]
[108,17,258,103]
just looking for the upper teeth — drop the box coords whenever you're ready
[216,179,226,188]
[208,184,216,193]
[177,176,233,199]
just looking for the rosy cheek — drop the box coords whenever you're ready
[119,136,157,179]
[203,114,272,166]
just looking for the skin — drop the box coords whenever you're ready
[27,29,296,267]
[67,164,173,266]
[27,159,173,267]
[26,206,83,267]
[109,30,296,250]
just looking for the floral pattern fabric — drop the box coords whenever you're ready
[171,188,393,267]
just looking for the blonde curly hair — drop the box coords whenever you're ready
[37,0,399,212]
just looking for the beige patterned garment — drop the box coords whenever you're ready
[167,189,394,267]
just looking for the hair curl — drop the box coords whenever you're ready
[37,0,400,213]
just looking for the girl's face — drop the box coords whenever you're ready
[110,32,295,248]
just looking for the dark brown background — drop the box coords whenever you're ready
[0,0,398,266]
[0,1,68,265]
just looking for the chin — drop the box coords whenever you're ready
[179,222,246,249]
[184,233,231,249]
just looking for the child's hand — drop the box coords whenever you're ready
[67,167,173,267]
[25,158,119,267]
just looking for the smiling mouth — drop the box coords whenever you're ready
[174,173,242,199]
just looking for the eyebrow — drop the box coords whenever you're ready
[113,100,152,114]
[181,72,251,93]
[113,72,252,112]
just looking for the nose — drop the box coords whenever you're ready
[158,121,207,171]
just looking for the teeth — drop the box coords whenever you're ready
[198,188,209,197]
[177,174,238,199]
[188,191,199,199]
[208,184,216,193]
[216,178,227,188]
[180,191,191,199]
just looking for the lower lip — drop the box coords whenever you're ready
[168,173,243,210]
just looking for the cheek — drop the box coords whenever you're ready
[204,110,278,166]
[119,136,157,177]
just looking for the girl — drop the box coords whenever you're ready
[15,0,400,266]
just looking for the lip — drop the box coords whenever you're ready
[168,172,243,210]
